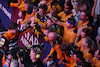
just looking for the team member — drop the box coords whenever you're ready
[71,51,85,67]
[80,37,94,63]
[58,44,75,67]
[57,1,73,22]
[49,15,77,46]
[77,11,92,31]
[0,22,31,51]
[29,47,44,67]
[74,28,91,50]
[92,49,100,67]
[43,32,65,65]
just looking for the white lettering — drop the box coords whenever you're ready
[20,32,39,47]
[29,35,33,45]
[33,37,39,45]
[20,36,31,47]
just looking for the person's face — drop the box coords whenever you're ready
[50,8,56,16]
[8,54,13,60]
[32,6,37,14]
[9,29,18,34]
[66,21,71,28]
[82,38,87,47]
[80,5,87,11]
[94,49,99,57]
[30,49,36,60]
[47,19,52,26]
[39,8,44,16]
[80,12,86,21]
[24,3,29,11]
[73,54,78,61]
[81,31,86,38]
[64,4,70,13]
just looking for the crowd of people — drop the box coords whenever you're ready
[0,0,100,67]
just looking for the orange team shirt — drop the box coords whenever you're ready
[21,12,35,24]
[35,13,47,27]
[61,23,77,44]
[75,38,84,50]
[46,37,66,60]
[80,47,93,61]
[62,54,75,67]
[92,57,100,67]
[58,11,73,22]
[77,20,92,31]
[47,3,62,13]
[77,38,84,48]
[46,43,63,60]
[10,0,24,7]
[2,30,19,41]
[71,61,79,67]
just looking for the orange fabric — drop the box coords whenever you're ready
[63,54,75,67]
[47,3,62,13]
[18,1,25,12]
[80,47,93,61]
[77,38,84,48]
[92,57,100,67]
[21,13,33,24]
[19,28,31,36]
[77,20,92,31]
[2,30,19,41]
[61,23,77,44]
[57,11,65,18]
[2,54,5,67]
[10,2,18,7]
[58,11,73,22]
[46,41,63,60]
[71,61,78,67]
[35,13,47,27]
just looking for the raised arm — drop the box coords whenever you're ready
[71,0,79,14]
[91,0,97,18]
[74,25,82,46]
[47,14,61,26]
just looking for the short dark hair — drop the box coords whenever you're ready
[27,5,33,14]
[82,10,90,18]
[74,51,84,60]
[68,17,76,26]
[65,1,73,10]
[82,28,91,37]
[8,22,18,30]
[59,44,70,51]
[44,27,54,32]
[39,4,48,11]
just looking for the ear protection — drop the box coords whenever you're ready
[36,53,40,59]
